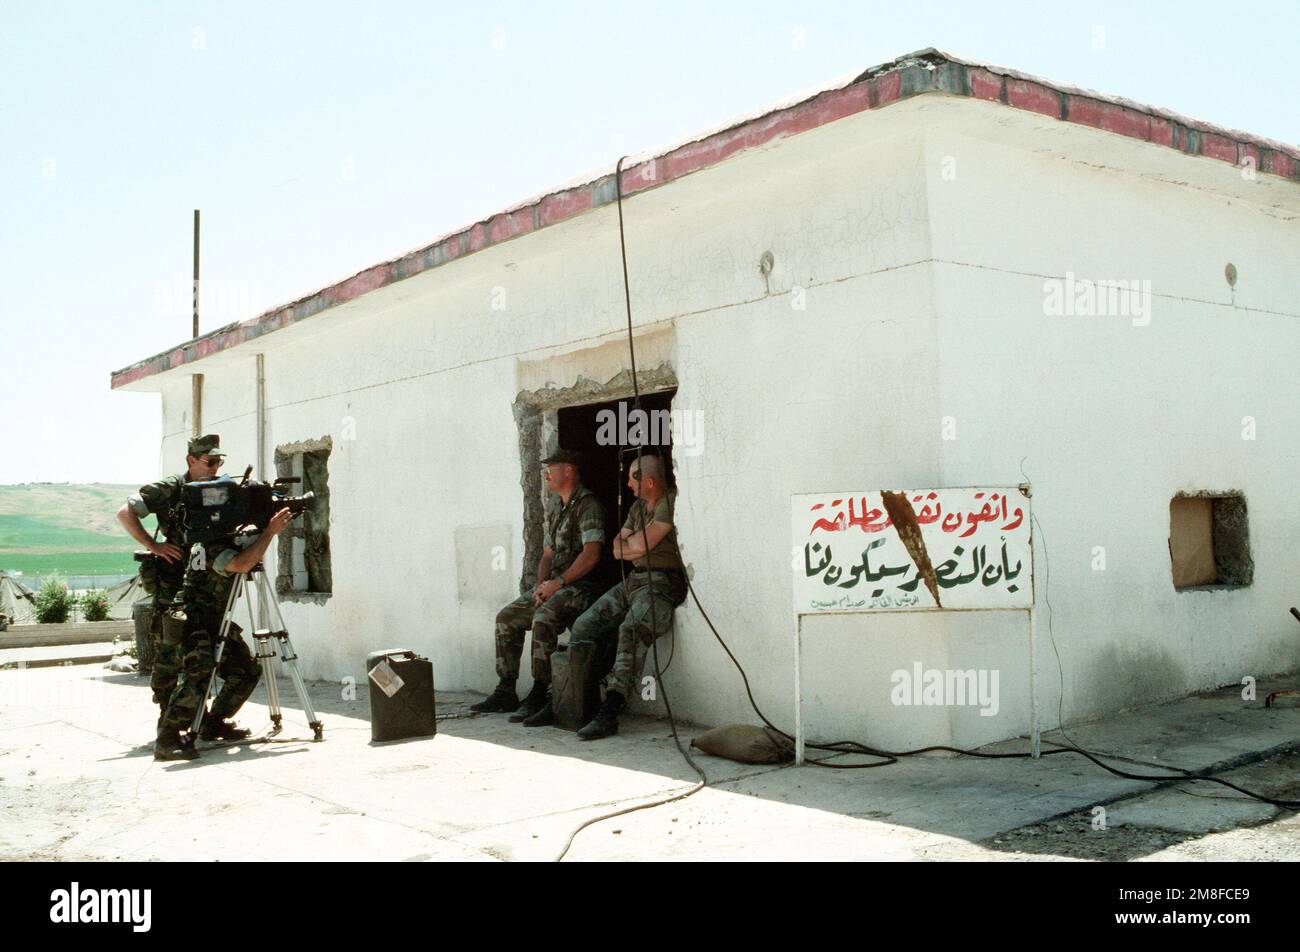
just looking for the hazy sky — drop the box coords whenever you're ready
[2,1,1295,484]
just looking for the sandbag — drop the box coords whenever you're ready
[690,723,794,764]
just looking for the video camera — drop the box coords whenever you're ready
[180,467,317,544]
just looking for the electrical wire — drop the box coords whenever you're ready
[1018,458,1299,809]
[555,157,706,861]
[610,153,706,811]
[558,160,1298,860]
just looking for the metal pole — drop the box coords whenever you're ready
[191,209,202,436]
[191,375,202,437]
[794,612,804,765]
[256,353,266,479]
[1029,606,1040,758]
[192,209,200,337]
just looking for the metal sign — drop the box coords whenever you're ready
[790,486,1040,764]
[791,487,1033,614]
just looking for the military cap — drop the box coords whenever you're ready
[541,448,582,467]
[187,434,226,457]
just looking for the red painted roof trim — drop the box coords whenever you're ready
[111,48,1299,389]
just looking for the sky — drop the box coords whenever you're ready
[1,0,1296,485]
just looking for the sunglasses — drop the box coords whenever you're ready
[199,456,224,466]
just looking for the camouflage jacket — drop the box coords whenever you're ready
[128,473,190,591]
[623,491,681,572]
[543,485,606,588]
[175,537,241,624]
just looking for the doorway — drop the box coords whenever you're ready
[557,390,676,589]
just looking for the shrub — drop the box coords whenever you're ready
[80,589,111,622]
[34,577,73,624]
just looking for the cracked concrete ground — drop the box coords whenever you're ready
[0,661,1297,861]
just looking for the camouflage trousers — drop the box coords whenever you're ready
[495,585,597,683]
[159,615,261,733]
[569,570,686,700]
[149,583,183,713]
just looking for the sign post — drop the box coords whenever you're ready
[791,486,1036,764]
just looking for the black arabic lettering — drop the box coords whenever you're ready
[804,542,832,578]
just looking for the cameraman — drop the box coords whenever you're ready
[154,506,293,761]
[116,434,226,733]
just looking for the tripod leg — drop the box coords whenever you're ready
[254,634,284,734]
[275,633,324,741]
[257,573,323,741]
[245,576,283,733]
[251,572,284,732]
[189,573,243,740]
[254,569,279,685]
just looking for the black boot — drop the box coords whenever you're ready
[577,690,625,741]
[153,728,198,761]
[509,681,549,723]
[522,698,555,727]
[200,717,252,741]
[469,680,518,714]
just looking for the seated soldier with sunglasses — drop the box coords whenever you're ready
[568,453,685,740]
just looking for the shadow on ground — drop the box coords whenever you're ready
[75,664,1300,860]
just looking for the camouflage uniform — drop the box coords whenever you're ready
[127,474,190,712]
[158,538,261,732]
[495,486,606,683]
[570,492,685,699]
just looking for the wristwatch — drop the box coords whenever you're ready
[555,575,568,589]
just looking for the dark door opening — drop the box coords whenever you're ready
[557,390,676,589]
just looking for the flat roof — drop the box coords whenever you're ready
[111,47,1299,390]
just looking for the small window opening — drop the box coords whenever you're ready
[275,440,332,598]
[1169,492,1252,590]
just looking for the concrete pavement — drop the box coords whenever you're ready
[1,662,1297,861]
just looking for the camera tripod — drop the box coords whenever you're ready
[190,562,324,743]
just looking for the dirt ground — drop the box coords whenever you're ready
[922,750,1300,861]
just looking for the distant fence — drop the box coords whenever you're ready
[1,620,134,649]
[16,574,135,593]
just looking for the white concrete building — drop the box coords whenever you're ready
[113,50,1300,750]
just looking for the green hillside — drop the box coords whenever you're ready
[0,483,157,578]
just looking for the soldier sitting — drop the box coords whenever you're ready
[569,454,685,741]
[470,449,607,726]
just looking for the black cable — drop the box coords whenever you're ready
[612,151,706,786]
[1018,458,1299,809]
[561,160,1296,861]
[690,555,1300,803]
[555,157,706,861]
[662,437,1300,806]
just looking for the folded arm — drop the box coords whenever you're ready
[614,521,672,561]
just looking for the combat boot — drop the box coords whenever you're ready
[577,690,625,741]
[508,680,549,723]
[522,698,555,727]
[153,728,198,761]
[469,680,518,714]
[200,718,253,741]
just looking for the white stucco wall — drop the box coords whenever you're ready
[920,100,1300,728]
[141,94,1300,750]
